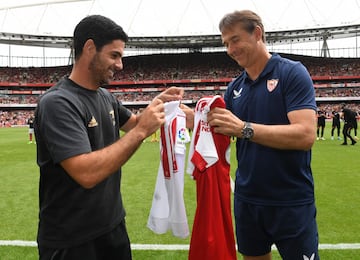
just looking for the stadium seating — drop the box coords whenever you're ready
[0,52,359,126]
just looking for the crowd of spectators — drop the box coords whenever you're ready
[0,52,359,127]
[317,103,360,120]
[316,87,360,98]
[0,110,33,127]
[297,55,360,77]
[0,95,38,104]
[0,53,359,84]
[2,86,360,106]
[3,101,358,128]
[0,66,70,84]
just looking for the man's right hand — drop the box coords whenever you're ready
[135,98,166,139]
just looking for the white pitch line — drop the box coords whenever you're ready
[319,243,360,250]
[0,240,37,247]
[131,244,189,250]
[0,240,360,250]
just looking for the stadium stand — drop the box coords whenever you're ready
[0,52,359,127]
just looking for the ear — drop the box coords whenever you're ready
[83,39,96,55]
[254,25,263,42]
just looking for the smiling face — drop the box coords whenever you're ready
[89,39,125,86]
[221,24,261,70]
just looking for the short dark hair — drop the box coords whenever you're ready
[72,15,128,59]
[219,10,266,43]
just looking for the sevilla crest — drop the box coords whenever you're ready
[267,79,279,92]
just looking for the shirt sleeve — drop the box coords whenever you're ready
[117,101,132,128]
[283,62,317,112]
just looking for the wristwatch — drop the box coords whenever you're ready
[241,122,254,140]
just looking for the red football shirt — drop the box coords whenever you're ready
[187,96,237,260]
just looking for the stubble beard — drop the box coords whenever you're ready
[89,53,111,86]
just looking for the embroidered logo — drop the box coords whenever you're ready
[303,253,315,260]
[233,88,243,99]
[88,116,98,127]
[267,79,279,92]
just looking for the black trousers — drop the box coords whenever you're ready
[331,122,341,137]
[38,220,132,260]
[343,123,356,144]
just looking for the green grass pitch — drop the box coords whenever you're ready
[0,124,359,259]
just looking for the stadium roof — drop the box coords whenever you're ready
[0,0,359,37]
[0,24,359,51]
[0,0,359,63]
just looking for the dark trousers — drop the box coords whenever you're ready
[317,126,325,137]
[38,221,132,260]
[343,123,356,144]
[331,123,340,137]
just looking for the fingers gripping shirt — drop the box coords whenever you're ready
[147,101,190,239]
[187,95,236,260]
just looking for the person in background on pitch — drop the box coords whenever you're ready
[330,106,342,140]
[341,103,357,145]
[27,113,35,144]
[206,10,319,260]
[352,110,358,139]
[34,15,184,260]
[316,108,327,140]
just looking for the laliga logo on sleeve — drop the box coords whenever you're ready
[178,127,187,142]
[267,79,279,92]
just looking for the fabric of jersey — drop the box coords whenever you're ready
[147,101,190,239]
[224,53,317,206]
[317,110,326,127]
[332,111,340,127]
[343,108,357,127]
[34,77,132,248]
[27,117,34,129]
[187,95,237,260]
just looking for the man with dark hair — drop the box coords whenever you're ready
[34,15,184,260]
[341,104,357,145]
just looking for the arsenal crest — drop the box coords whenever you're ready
[267,79,279,92]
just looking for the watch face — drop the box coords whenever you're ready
[243,128,252,138]
[242,124,254,139]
